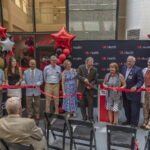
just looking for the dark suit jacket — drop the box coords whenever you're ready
[77,64,98,94]
[121,65,144,101]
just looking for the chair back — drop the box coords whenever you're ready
[44,112,66,122]
[107,125,137,150]
[68,119,97,150]
[0,138,34,150]
[68,119,93,128]
[144,131,150,150]
[44,112,67,150]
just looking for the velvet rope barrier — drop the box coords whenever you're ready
[101,86,150,92]
[0,85,82,99]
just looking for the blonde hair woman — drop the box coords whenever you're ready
[62,60,78,118]
[103,62,126,125]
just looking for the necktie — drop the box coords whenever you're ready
[31,70,34,80]
[87,69,90,78]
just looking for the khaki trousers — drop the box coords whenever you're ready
[143,91,150,122]
[26,96,40,116]
[45,83,59,114]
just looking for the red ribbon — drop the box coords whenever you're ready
[0,85,82,99]
[102,87,150,92]
[0,85,35,89]
[135,140,139,150]
[36,87,82,99]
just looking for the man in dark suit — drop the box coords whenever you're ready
[77,57,98,122]
[121,56,144,128]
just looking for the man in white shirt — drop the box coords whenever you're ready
[43,55,61,114]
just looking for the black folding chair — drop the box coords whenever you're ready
[0,138,34,150]
[107,125,137,150]
[44,112,67,150]
[144,131,150,150]
[68,119,97,150]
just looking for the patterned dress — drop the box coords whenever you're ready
[62,69,78,112]
[105,73,123,111]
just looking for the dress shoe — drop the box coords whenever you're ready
[122,121,130,125]
[35,115,40,120]
[83,117,87,121]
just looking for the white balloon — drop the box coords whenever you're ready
[0,38,15,52]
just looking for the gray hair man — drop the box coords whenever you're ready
[77,57,98,122]
[121,56,144,128]
[43,55,61,114]
[0,97,47,150]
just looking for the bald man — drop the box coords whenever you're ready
[0,97,47,150]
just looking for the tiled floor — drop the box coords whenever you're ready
[36,107,148,150]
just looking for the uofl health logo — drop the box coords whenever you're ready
[85,51,99,55]
[119,51,134,55]
[101,57,106,60]
[102,45,117,49]
[85,51,89,55]
[137,45,150,49]
[136,57,148,60]
[137,45,142,49]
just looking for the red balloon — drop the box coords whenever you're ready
[63,48,70,56]
[147,34,150,39]
[0,26,7,39]
[56,58,62,65]
[51,26,75,51]
[59,54,66,62]
[28,46,34,56]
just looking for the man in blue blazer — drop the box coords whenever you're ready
[121,56,144,127]
[21,59,43,120]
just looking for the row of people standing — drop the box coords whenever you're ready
[0,55,98,122]
[103,56,150,128]
[43,56,98,122]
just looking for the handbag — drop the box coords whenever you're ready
[7,88,22,98]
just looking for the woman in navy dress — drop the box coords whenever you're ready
[62,60,78,118]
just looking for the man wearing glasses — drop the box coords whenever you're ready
[44,55,61,114]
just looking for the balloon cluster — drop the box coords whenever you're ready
[0,26,14,53]
[51,26,75,68]
[55,47,72,67]
[25,36,34,57]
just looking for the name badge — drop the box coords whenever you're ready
[128,75,133,79]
